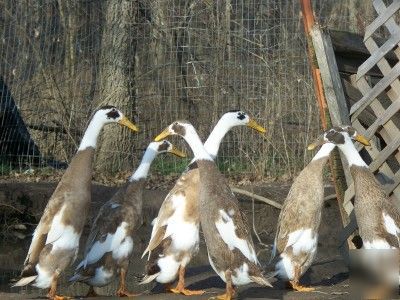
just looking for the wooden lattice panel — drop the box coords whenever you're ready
[344,0,400,211]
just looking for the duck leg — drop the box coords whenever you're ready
[47,274,68,300]
[169,266,205,295]
[85,286,98,297]
[289,266,314,292]
[116,268,139,297]
[213,270,235,300]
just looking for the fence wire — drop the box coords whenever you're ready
[0,0,376,179]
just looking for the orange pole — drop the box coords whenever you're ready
[300,0,327,129]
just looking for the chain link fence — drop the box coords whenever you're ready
[0,0,376,179]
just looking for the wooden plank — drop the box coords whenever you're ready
[330,30,398,62]
[311,27,350,125]
[391,186,400,210]
[336,55,383,77]
[350,63,400,118]
[364,37,400,95]
[309,23,353,243]
[344,183,355,211]
[386,169,400,195]
[346,75,398,206]
[370,136,400,172]
[341,78,378,127]
[364,0,400,40]
[357,31,400,80]
[311,26,353,187]
[360,35,400,203]
[374,0,400,36]
[364,100,400,139]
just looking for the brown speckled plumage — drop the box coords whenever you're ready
[197,160,270,286]
[72,179,144,284]
[20,148,94,280]
[351,165,400,248]
[274,155,329,286]
[143,166,200,279]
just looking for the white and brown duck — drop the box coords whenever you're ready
[69,140,186,297]
[272,141,337,291]
[140,111,266,296]
[309,126,400,250]
[153,120,272,300]
[12,106,138,299]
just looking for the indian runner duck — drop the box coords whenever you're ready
[140,111,265,296]
[309,125,400,297]
[69,140,185,297]
[13,106,138,299]
[272,141,336,291]
[308,126,400,250]
[154,120,272,300]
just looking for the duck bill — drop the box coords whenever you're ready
[118,116,139,132]
[168,146,186,158]
[247,119,267,134]
[154,128,171,142]
[307,135,325,150]
[355,134,370,146]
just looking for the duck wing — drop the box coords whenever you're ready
[380,201,400,248]
[141,187,178,257]
[77,197,125,269]
[22,191,66,276]
[212,180,259,264]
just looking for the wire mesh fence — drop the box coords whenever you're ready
[0,0,377,180]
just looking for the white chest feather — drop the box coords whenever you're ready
[363,213,399,249]
[275,228,318,280]
[275,253,295,280]
[46,205,80,251]
[33,265,52,289]
[383,213,399,243]
[88,266,114,286]
[215,209,258,264]
[163,194,199,252]
[78,222,133,269]
[156,255,180,283]
[286,228,317,255]
[207,252,252,286]
[363,240,394,249]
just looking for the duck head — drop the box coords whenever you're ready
[154,120,197,141]
[307,125,370,150]
[219,110,266,133]
[93,105,139,132]
[149,140,186,157]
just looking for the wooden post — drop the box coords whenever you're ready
[300,0,355,251]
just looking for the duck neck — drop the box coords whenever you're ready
[78,116,105,151]
[312,143,335,162]
[129,147,158,182]
[184,132,213,161]
[337,138,368,167]
[204,120,232,160]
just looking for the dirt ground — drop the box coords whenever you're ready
[0,181,350,299]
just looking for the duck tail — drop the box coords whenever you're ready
[69,272,86,283]
[249,274,273,287]
[141,247,150,259]
[12,275,37,287]
[135,272,159,285]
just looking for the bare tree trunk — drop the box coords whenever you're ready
[58,0,80,78]
[95,0,137,173]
